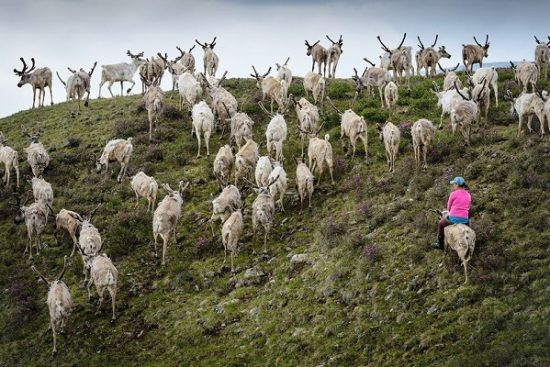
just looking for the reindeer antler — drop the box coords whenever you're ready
[417,36,425,50]
[431,34,438,48]
[89,61,97,77]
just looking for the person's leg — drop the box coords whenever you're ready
[432,217,450,250]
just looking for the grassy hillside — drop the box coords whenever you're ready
[0,71,548,366]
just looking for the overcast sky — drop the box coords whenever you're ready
[1,0,548,117]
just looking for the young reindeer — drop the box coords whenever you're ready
[295,157,314,211]
[201,72,237,137]
[77,242,118,321]
[468,67,499,107]
[210,184,242,239]
[13,57,54,108]
[258,101,289,163]
[153,181,189,266]
[251,66,288,113]
[227,106,255,150]
[377,121,401,173]
[130,171,158,212]
[32,176,54,207]
[510,60,538,93]
[384,81,398,112]
[234,138,260,187]
[268,162,288,211]
[142,72,164,141]
[416,35,451,77]
[352,60,392,106]
[191,101,214,157]
[411,119,435,170]
[213,145,234,189]
[442,219,476,284]
[96,137,134,182]
[221,209,243,272]
[55,209,83,256]
[78,204,103,281]
[178,71,203,112]
[99,50,145,97]
[438,63,461,91]
[462,35,490,74]
[451,82,483,145]
[196,37,219,77]
[56,62,97,111]
[303,72,326,111]
[0,132,20,188]
[275,57,292,85]
[326,97,368,162]
[326,35,344,78]
[30,257,73,354]
[248,175,279,253]
[305,40,328,76]
[303,129,335,185]
[23,129,50,178]
[12,194,49,259]
[293,96,320,156]
[534,36,550,78]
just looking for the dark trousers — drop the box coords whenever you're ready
[438,217,469,245]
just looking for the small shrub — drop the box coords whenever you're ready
[361,108,388,123]
[324,216,347,246]
[145,145,164,162]
[362,243,379,265]
[344,174,362,192]
[163,105,183,120]
[327,81,354,99]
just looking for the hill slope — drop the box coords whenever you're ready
[0,72,549,366]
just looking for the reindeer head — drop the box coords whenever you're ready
[127,50,145,68]
[438,46,451,59]
[195,37,217,51]
[326,35,344,52]
[305,40,320,56]
[473,35,490,57]
[13,57,37,87]
[250,66,271,88]
[275,57,290,71]
[10,192,31,224]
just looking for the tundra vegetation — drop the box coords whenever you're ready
[0,66,548,366]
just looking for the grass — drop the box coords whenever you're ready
[0,70,548,366]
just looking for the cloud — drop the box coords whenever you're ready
[1,0,548,117]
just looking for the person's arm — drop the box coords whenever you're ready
[447,192,455,212]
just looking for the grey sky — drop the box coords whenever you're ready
[1,0,549,117]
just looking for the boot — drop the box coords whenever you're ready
[431,236,444,250]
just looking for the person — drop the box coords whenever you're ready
[431,176,471,250]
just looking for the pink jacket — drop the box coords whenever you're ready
[447,189,471,219]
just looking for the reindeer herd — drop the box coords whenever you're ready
[5,33,550,354]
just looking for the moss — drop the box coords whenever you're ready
[0,75,547,366]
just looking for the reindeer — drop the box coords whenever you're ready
[13,57,53,108]
[510,60,538,93]
[177,45,197,73]
[462,35,490,74]
[275,57,292,85]
[196,37,219,76]
[56,62,97,111]
[438,63,461,91]
[352,60,391,107]
[153,181,189,265]
[451,81,484,145]
[377,33,413,88]
[251,66,288,113]
[248,175,279,252]
[0,132,20,188]
[30,257,73,354]
[305,40,328,76]
[23,129,50,178]
[326,97,368,161]
[534,36,550,78]
[326,35,343,78]
[416,35,451,77]
[96,138,133,182]
[99,50,145,97]
[12,194,49,259]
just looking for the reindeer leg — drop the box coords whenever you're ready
[51,320,57,354]
[49,85,54,106]
[109,286,116,321]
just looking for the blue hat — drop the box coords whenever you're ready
[450,176,465,185]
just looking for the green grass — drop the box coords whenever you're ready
[0,71,549,366]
